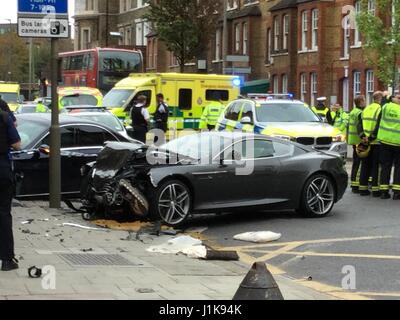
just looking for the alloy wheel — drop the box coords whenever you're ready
[306,176,335,215]
[158,183,190,225]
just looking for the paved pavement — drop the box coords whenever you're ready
[197,186,400,300]
[0,202,332,300]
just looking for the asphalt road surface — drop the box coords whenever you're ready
[192,187,400,300]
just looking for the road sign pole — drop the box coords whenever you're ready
[49,38,61,208]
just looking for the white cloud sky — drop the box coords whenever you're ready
[0,0,75,23]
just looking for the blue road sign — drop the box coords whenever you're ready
[18,0,68,15]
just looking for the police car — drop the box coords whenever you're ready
[215,94,347,158]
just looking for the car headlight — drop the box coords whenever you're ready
[332,134,346,142]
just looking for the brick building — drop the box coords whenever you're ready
[73,0,387,109]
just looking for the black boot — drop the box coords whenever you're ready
[393,193,400,201]
[381,192,391,200]
[1,258,19,271]
[351,187,359,194]
[372,191,381,198]
[359,190,371,196]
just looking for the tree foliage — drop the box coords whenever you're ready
[144,0,222,72]
[0,33,29,82]
[357,0,400,88]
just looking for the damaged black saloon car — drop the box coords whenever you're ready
[80,132,348,226]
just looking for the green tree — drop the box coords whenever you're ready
[357,0,400,92]
[0,32,29,82]
[144,0,222,72]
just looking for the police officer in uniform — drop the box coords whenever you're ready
[312,97,330,121]
[0,103,21,271]
[376,93,400,200]
[0,96,16,126]
[130,95,150,144]
[199,93,225,131]
[358,91,383,197]
[326,103,349,134]
[347,95,367,193]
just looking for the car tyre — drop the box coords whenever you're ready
[150,179,192,227]
[298,174,336,218]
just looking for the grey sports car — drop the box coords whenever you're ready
[80,132,348,226]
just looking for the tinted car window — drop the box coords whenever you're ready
[41,126,76,149]
[273,141,293,156]
[225,139,292,160]
[77,125,117,147]
[206,90,229,101]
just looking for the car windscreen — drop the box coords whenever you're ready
[256,103,321,122]
[75,114,124,132]
[19,106,37,113]
[0,92,19,104]
[17,120,48,149]
[103,89,134,108]
[60,94,98,107]
[161,134,231,160]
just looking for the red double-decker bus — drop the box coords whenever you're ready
[59,48,143,94]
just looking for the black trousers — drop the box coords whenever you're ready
[380,143,400,193]
[0,159,14,261]
[359,144,381,192]
[132,125,148,144]
[350,145,361,188]
[207,125,215,131]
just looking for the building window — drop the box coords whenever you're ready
[135,20,150,46]
[120,0,126,13]
[282,74,288,94]
[354,1,361,46]
[343,15,350,58]
[227,0,239,10]
[353,71,361,96]
[124,27,131,45]
[368,0,375,14]
[243,23,249,55]
[273,75,279,93]
[311,9,318,50]
[81,28,91,50]
[301,11,308,51]
[215,29,222,61]
[300,73,307,102]
[283,15,289,50]
[266,28,272,63]
[366,70,374,104]
[86,0,97,11]
[274,16,280,51]
[310,72,317,107]
[234,24,241,52]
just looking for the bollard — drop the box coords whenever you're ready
[233,262,284,300]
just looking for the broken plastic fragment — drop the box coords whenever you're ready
[233,231,281,243]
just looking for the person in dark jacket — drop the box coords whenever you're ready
[0,96,16,126]
[153,93,169,144]
[130,95,150,143]
[0,103,21,271]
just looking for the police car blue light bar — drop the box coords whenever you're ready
[247,93,294,100]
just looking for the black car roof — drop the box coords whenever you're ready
[15,113,102,126]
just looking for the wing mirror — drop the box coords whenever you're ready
[240,116,253,125]
[38,144,50,155]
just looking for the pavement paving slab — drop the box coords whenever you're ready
[0,202,334,300]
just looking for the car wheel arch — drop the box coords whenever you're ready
[153,174,195,202]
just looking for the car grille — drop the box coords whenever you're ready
[296,137,315,145]
[296,137,333,147]
[316,137,333,145]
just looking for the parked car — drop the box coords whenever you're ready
[12,113,141,198]
[80,132,348,225]
[64,106,130,139]
[216,94,348,159]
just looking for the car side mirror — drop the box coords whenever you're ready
[38,144,50,155]
[240,116,253,125]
